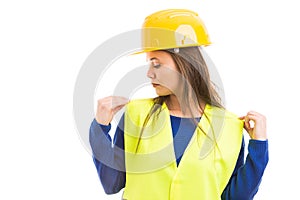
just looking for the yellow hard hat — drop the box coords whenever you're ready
[139,9,211,53]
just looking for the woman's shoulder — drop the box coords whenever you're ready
[127,98,154,107]
[205,104,242,123]
[128,98,154,104]
[125,98,156,113]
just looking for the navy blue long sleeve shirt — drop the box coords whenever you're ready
[90,115,268,199]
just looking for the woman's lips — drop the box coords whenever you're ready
[152,83,160,87]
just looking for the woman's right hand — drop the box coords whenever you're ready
[95,96,129,125]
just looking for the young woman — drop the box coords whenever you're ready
[89,9,268,200]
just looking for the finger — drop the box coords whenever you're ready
[247,111,265,119]
[101,96,128,103]
[246,114,267,134]
[112,96,129,103]
[247,110,259,115]
[111,100,129,110]
[97,97,129,112]
[111,96,129,109]
[112,104,127,114]
[245,113,264,124]
[238,116,245,120]
[112,96,130,101]
[244,115,253,130]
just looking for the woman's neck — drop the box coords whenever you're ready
[165,95,204,118]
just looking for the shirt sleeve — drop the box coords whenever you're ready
[221,138,269,200]
[89,116,126,194]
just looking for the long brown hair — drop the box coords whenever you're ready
[135,46,223,152]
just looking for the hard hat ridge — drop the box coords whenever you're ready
[138,9,211,53]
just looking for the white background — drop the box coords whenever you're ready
[1,0,299,199]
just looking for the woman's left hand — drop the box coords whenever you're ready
[239,111,267,141]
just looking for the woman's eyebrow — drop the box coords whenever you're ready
[149,57,159,62]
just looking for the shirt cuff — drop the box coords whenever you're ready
[93,118,111,133]
[249,139,268,151]
[248,139,269,162]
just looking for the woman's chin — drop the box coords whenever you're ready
[156,92,171,97]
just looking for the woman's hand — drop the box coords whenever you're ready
[95,96,129,125]
[239,111,267,141]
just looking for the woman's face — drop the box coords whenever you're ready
[146,51,181,96]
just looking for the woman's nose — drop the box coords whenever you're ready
[147,66,155,79]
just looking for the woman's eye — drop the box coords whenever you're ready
[150,62,161,68]
[153,63,161,68]
[149,59,161,68]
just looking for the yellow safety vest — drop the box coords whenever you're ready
[123,99,243,200]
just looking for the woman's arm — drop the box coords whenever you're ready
[89,96,128,194]
[221,139,269,199]
[89,115,126,194]
[222,111,269,199]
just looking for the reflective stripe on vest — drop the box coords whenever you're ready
[123,99,243,200]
